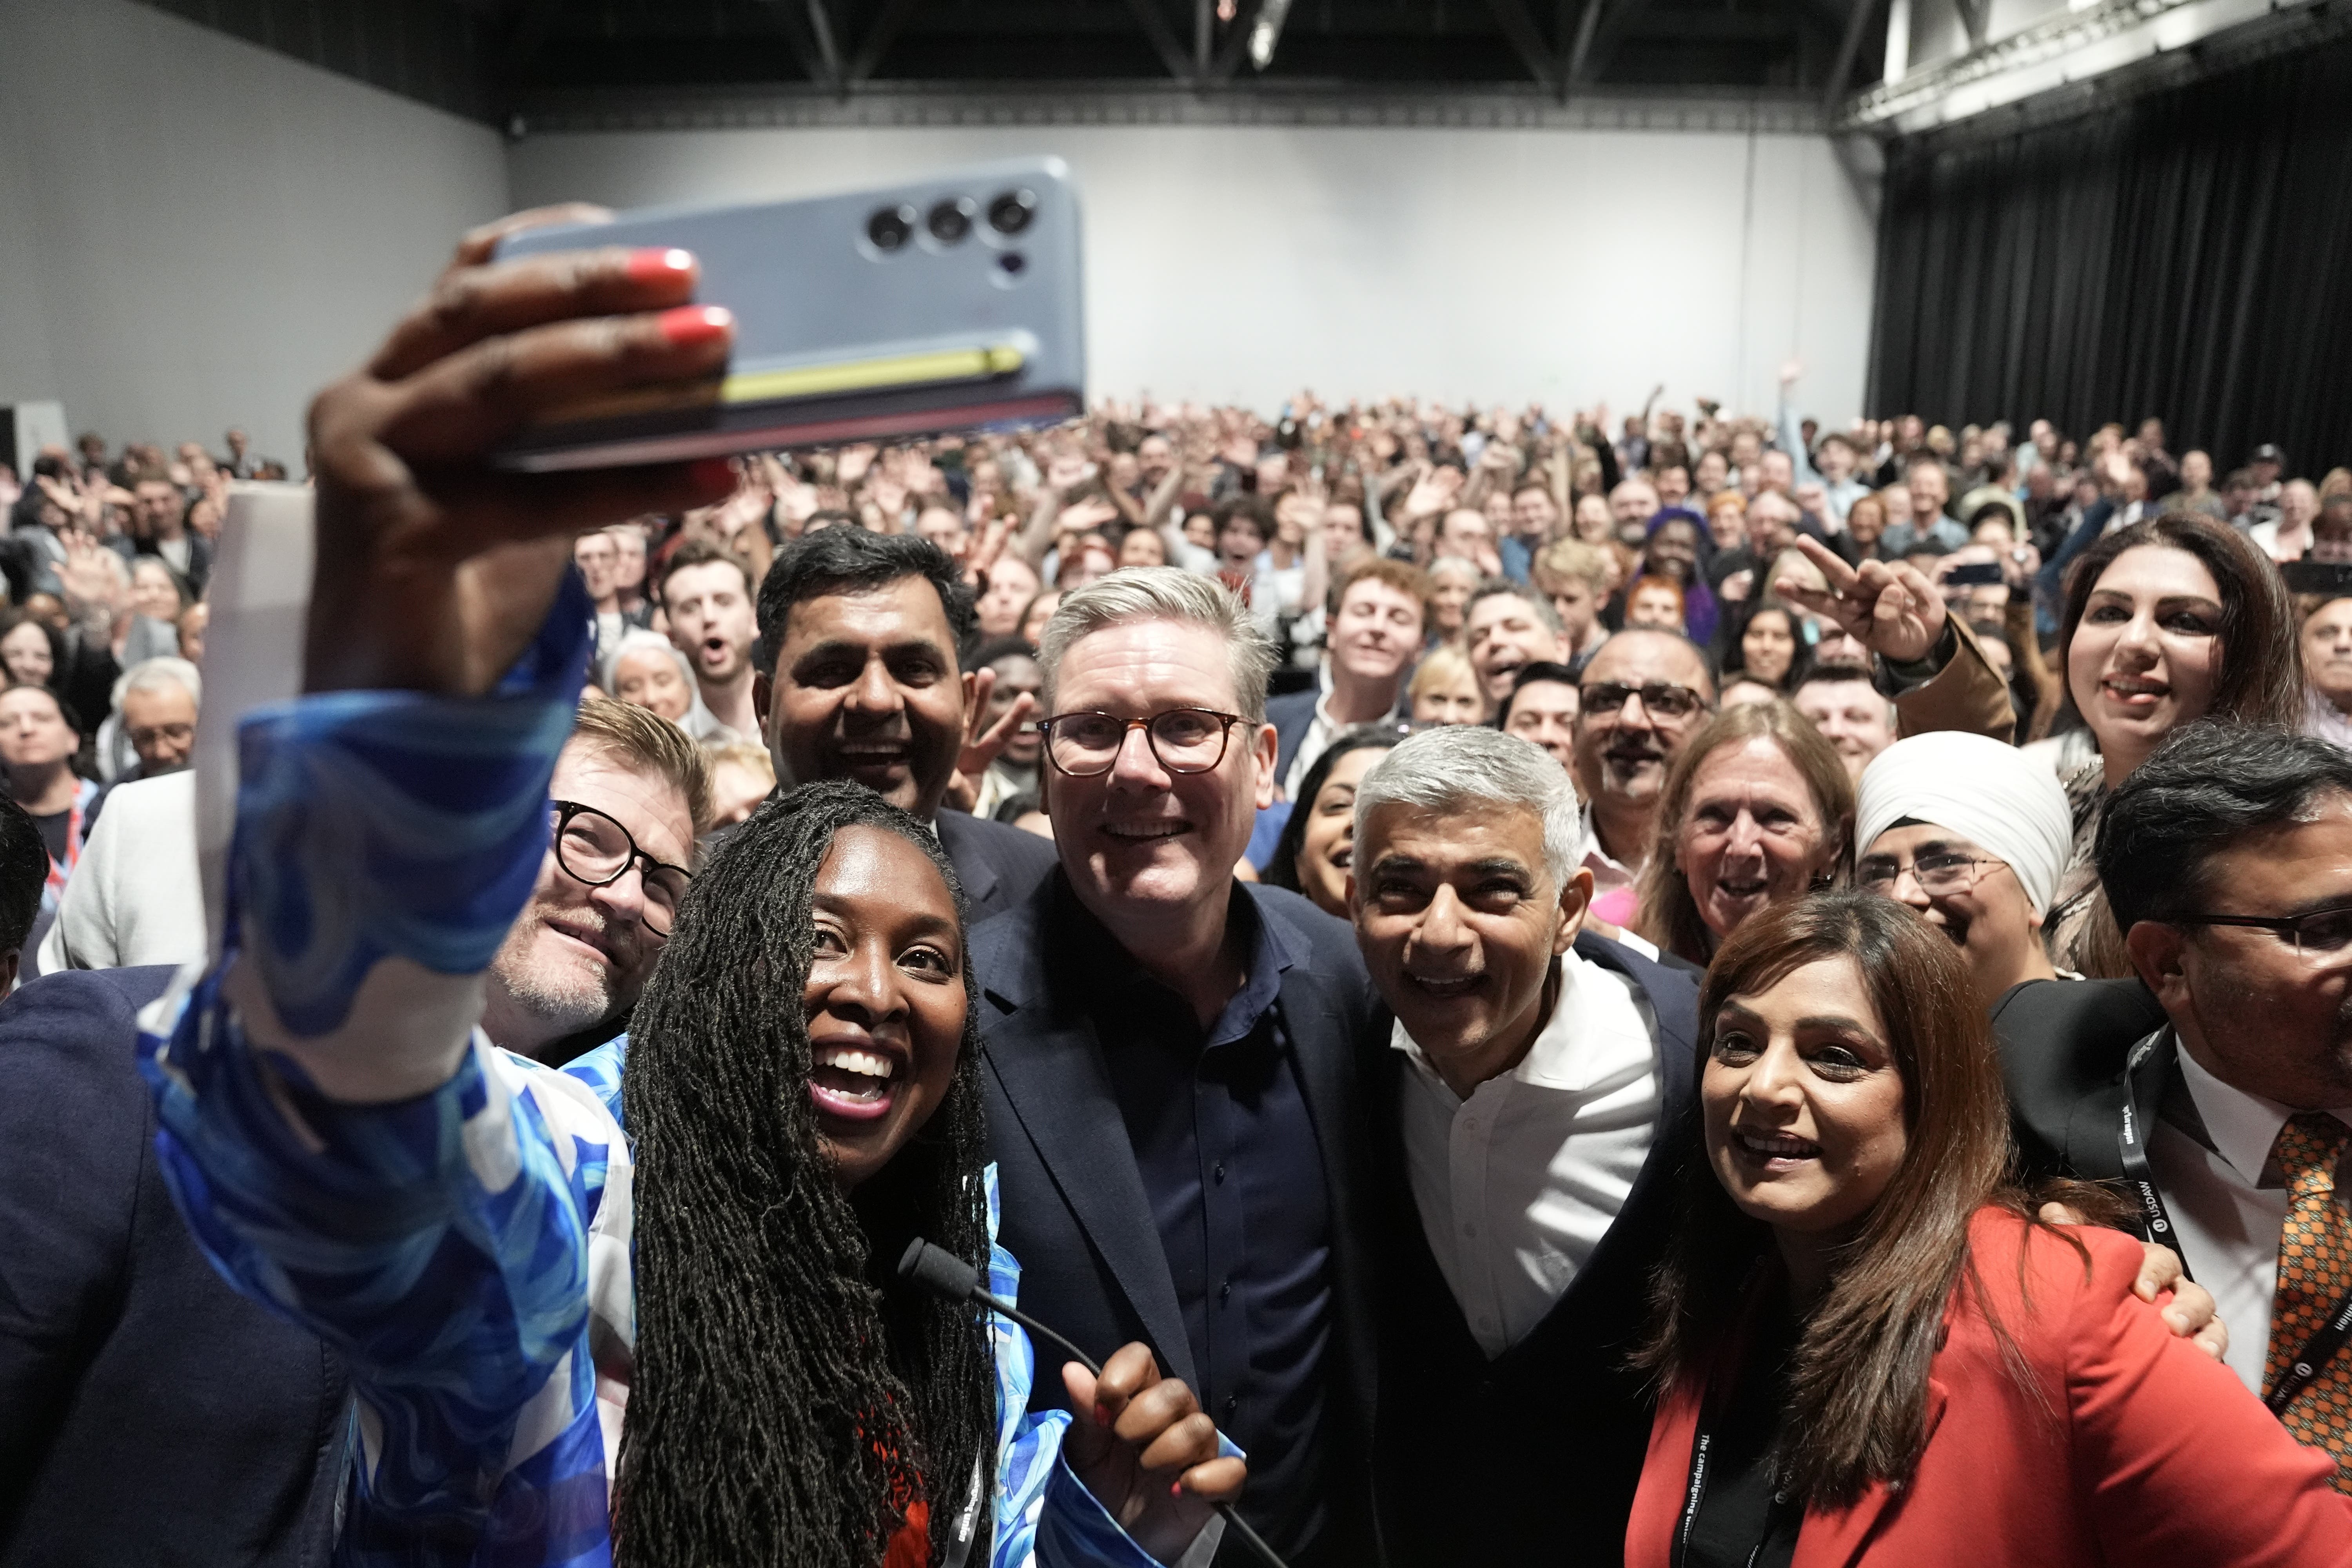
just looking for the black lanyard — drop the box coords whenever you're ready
[2117,1028,2352,1416]
[1672,1420,1800,1568]
[2116,1029,2192,1278]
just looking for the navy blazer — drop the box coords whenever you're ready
[0,967,347,1568]
[935,806,1061,923]
[1265,688,1321,791]
[1365,931,1701,1566]
[971,873,1385,1561]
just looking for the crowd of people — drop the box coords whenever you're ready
[7,211,2352,1568]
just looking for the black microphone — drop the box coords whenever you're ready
[897,1238,1292,1568]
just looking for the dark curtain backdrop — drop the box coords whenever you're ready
[1867,31,2352,474]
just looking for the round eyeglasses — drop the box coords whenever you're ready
[1035,708,1247,777]
[551,800,692,937]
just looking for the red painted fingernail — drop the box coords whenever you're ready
[657,304,732,345]
[1094,1403,1111,1426]
[1171,1481,1184,1498]
[627,246,695,282]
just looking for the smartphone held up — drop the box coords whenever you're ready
[492,157,1085,471]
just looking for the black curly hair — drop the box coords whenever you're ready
[614,780,994,1568]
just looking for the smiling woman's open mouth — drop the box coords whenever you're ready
[811,1044,901,1121]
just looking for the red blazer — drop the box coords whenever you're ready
[1627,1209,2352,1568]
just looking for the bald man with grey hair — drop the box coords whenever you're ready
[1345,720,1703,1563]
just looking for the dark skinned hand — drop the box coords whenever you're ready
[303,204,739,696]
[1062,1344,1247,1564]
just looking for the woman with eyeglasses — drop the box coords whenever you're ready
[1626,892,2352,1568]
[1854,731,2072,1014]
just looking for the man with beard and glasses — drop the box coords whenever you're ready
[1998,724,2352,1453]
[757,526,1059,921]
[483,699,709,1063]
[658,539,761,742]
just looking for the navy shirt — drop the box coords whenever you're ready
[1060,879,1336,1559]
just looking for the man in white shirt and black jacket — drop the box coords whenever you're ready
[1351,723,2229,1563]
[1996,723,2352,1444]
[1345,724,1700,1563]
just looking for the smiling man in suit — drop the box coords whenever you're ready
[971,567,1382,1566]
[1347,722,1698,1564]
[755,527,1058,920]
[1997,722,2352,1464]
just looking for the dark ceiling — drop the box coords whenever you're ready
[138,0,1882,125]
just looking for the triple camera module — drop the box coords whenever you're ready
[865,186,1036,271]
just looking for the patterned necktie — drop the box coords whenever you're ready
[2267,1111,2352,1489]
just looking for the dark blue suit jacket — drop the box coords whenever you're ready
[1265,688,1321,792]
[1366,932,1700,1566]
[0,967,347,1568]
[971,873,1385,1561]
[934,807,1061,923]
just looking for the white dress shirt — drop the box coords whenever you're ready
[1394,951,1660,1358]
[2145,1041,2352,1396]
[1279,682,1402,800]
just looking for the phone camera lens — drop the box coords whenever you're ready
[928,198,975,245]
[985,189,1037,236]
[866,205,916,252]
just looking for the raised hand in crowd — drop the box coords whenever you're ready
[1775,531,1948,662]
[942,659,1038,813]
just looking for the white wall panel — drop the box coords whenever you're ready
[0,0,510,465]
[511,122,1878,429]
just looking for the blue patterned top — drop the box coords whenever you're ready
[136,571,1223,1568]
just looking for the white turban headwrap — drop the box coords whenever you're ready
[1855,731,2072,915]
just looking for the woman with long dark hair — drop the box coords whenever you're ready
[1260,726,1399,918]
[1627,893,2352,1566]
[157,775,1242,1568]
[2042,514,2301,975]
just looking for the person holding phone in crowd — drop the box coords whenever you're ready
[134,209,1246,1568]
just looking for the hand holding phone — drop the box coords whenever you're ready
[306,205,737,696]
[492,159,1085,470]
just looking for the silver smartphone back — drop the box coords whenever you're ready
[491,156,1085,470]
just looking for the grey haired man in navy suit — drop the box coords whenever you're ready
[971,566,1385,1566]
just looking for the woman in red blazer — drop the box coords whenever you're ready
[1625,893,2352,1568]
